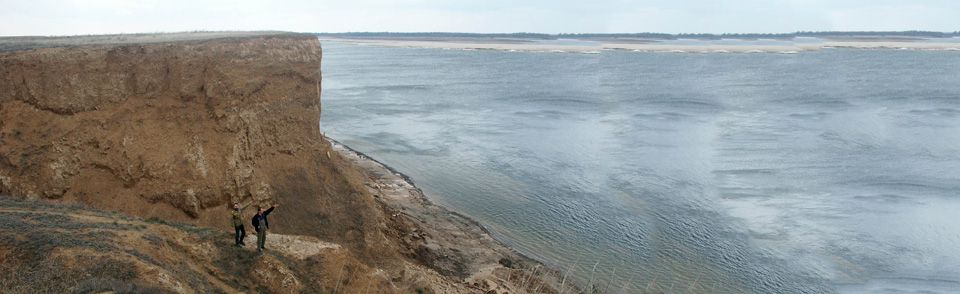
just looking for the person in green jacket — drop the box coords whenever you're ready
[231,201,253,247]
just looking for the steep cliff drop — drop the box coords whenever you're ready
[0,32,567,294]
[2,32,366,240]
[0,31,397,283]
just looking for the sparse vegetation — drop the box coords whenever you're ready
[124,248,161,268]
[213,242,258,291]
[0,197,188,292]
[0,195,412,293]
[0,197,136,293]
[72,278,171,294]
[145,216,219,239]
[140,232,164,247]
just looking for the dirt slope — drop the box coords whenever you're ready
[0,196,467,294]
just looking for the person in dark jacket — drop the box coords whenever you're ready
[252,203,279,252]
[231,201,253,247]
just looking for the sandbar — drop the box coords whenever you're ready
[323,37,960,53]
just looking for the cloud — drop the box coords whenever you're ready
[828,5,960,31]
[607,7,692,33]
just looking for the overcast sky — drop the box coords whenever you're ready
[1,0,958,36]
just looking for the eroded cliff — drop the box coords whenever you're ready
[0,33,568,294]
[0,33,392,259]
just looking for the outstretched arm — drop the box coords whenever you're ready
[264,205,276,216]
[240,201,252,211]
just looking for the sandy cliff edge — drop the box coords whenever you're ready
[0,32,345,235]
[0,32,570,293]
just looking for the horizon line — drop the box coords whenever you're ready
[313,30,960,36]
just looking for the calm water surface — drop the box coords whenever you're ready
[319,40,960,293]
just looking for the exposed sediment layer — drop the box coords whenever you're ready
[0,33,392,259]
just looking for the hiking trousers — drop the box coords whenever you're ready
[257,227,267,249]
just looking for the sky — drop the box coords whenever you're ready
[1,0,958,37]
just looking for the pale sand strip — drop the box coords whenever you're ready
[326,38,960,53]
[602,41,960,52]
[602,43,817,53]
[821,41,960,50]
[245,233,341,259]
[327,39,601,52]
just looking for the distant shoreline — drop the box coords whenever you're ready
[321,36,960,53]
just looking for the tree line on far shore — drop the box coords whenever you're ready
[315,32,555,39]
[315,31,960,40]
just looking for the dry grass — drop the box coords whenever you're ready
[73,278,171,294]
[0,197,134,293]
[0,196,219,293]
[0,196,446,293]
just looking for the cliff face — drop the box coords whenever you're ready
[0,33,385,258]
[0,33,571,294]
